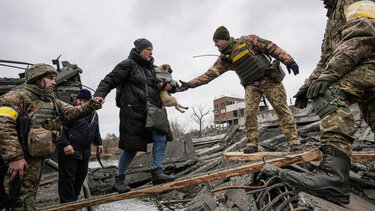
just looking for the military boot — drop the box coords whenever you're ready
[114,174,131,193]
[151,167,175,185]
[280,145,350,204]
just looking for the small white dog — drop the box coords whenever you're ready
[154,64,188,113]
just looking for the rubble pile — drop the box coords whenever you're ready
[36,103,375,210]
[183,104,375,210]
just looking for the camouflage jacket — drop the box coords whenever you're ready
[0,90,97,163]
[300,0,375,90]
[189,35,294,88]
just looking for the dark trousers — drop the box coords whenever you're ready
[58,155,89,203]
[0,156,7,207]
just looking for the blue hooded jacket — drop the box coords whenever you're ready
[57,101,102,160]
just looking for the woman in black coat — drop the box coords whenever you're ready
[94,38,174,193]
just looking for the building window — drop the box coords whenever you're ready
[240,108,244,117]
[233,110,238,117]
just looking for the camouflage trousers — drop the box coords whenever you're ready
[320,64,375,155]
[245,81,299,147]
[4,157,45,211]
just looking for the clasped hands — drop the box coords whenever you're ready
[159,80,190,93]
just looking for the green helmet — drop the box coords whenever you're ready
[25,63,57,84]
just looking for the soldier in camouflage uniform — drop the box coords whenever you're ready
[281,0,375,205]
[0,64,103,210]
[177,26,301,153]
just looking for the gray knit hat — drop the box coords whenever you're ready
[134,38,153,53]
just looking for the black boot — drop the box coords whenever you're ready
[114,174,131,193]
[151,167,175,185]
[280,145,350,204]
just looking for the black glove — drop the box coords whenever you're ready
[176,80,190,92]
[293,88,308,109]
[286,61,299,75]
[306,79,331,99]
[220,55,232,63]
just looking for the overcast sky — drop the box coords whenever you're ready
[0,0,327,137]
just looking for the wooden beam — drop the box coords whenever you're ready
[39,148,321,211]
[223,150,375,162]
[351,151,375,162]
[223,151,291,161]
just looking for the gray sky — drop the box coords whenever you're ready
[0,0,327,136]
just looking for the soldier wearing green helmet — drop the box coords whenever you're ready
[25,63,58,84]
[0,63,103,210]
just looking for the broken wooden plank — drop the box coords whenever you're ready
[39,148,321,211]
[223,150,375,162]
[350,151,375,162]
[223,151,291,161]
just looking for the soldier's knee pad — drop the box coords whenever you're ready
[312,84,347,119]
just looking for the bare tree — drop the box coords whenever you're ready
[191,104,210,137]
[92,133,120,155]
[170,117,188,139]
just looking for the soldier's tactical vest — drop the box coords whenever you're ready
[227,37,271,87]
[25,91,57,129]
[30,101,56,129]
[26,92,60,157]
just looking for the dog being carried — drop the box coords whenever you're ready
[154,64,188,113]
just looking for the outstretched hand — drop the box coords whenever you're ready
[176,80,190,92]
[93,97,105,104]
[286,61,299,75]
[90,97,105,109]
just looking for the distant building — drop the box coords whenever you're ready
[213,96,268,128]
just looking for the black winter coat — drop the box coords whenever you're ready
[57,102,102,160]
[95,48,172,152]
